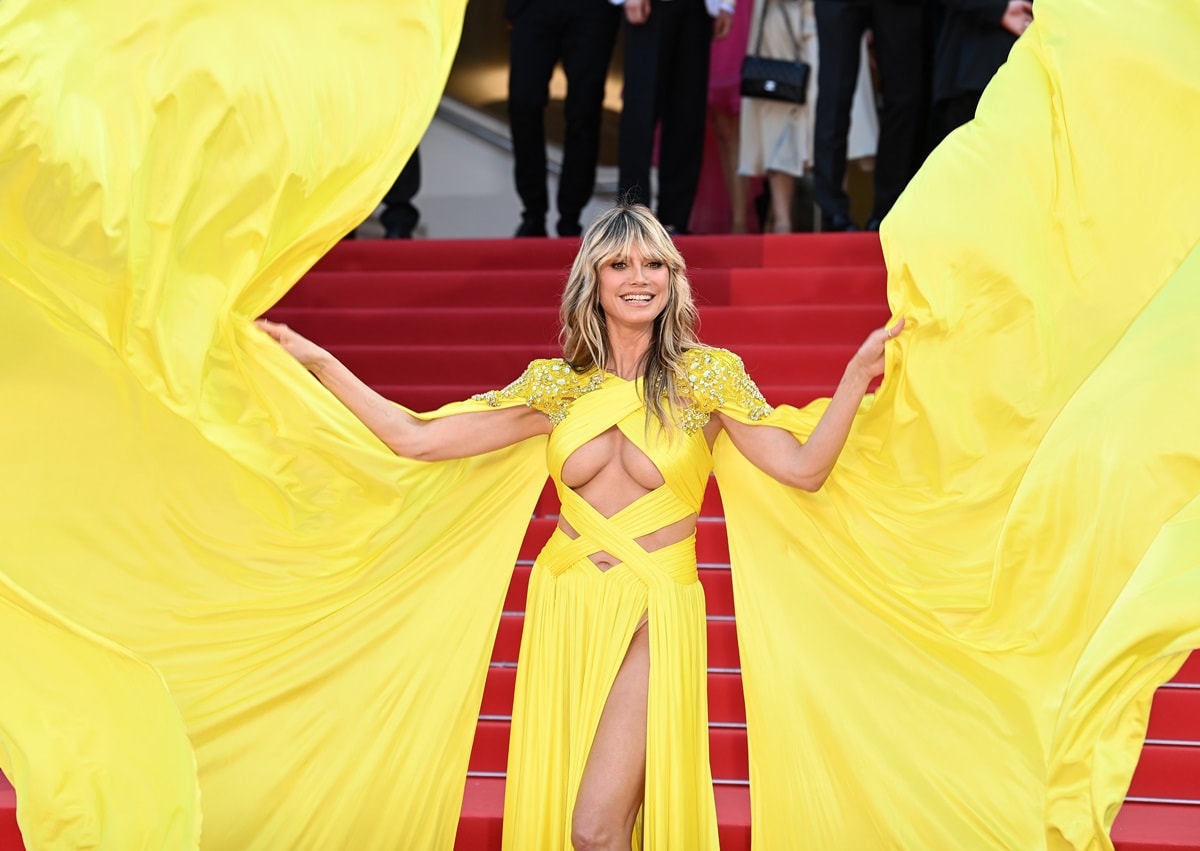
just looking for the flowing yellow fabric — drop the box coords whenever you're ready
[2,2,1199,851]
[715,2,1200,847]
[0,1,553,849]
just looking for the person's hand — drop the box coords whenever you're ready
[713,8,733,40]
[846,317,905,383]
[1001,0,1034,36]
[625,0,650,25]
[255,318,331,371]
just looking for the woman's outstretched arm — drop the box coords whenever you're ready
[714,319,904,491]
[256,319,552,461]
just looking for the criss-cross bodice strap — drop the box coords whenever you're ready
[546,483,698,586]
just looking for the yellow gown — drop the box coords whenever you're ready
[473,353,772,850]
[2,1,1199,850]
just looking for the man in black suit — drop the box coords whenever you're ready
[933,0,1032,138]
[812,0,927,232]
[507,0,620,237]
[617,0,733,234]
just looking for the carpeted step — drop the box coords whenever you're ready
[313,233,884,275]
[278,265,887,310]
[266,304,889,347]
[325,343,859,390]
[1128,744,1200,800]
[0,778,16,851]
[723,266,887,307]
[1111,802,1200,851]
[1174,653,1200,682]
[1147,687,1200,740]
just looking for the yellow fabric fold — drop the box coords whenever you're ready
[0,1,544,849]
[716,2,1200,847]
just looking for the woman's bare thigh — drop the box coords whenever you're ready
[571,620,650,849]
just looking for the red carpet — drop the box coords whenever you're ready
[1,234,1196,849]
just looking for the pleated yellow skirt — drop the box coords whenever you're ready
[502,529,720,850]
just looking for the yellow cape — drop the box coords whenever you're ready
[716,3,1200,847]
[1,0,1198,849]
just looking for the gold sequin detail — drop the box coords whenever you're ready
[473,350,771,431]
[680,348,773,432]
[472,359,605,425]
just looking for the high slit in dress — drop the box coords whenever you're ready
[470,351,774,850]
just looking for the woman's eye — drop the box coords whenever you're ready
[647,261,663,269]
[611,261,626,270]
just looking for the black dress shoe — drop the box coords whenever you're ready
[864,218,882,232]
[824,213,859,233]
[515,218,547,238]
[384,227,413,239]
[557,220,582,238]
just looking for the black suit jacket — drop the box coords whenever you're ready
[933,0,1020,102]
[505,0,529,22]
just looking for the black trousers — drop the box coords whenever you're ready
[812,0,925,224]
[937,90,982,141]
[379,149,421,238]
[618,0,713,231]
[508,0,619,233]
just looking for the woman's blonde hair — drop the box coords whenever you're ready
[559,202,700,429]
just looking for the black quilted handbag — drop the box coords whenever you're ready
[740,1,809,105]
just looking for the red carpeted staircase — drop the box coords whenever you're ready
[1,234,1196,850]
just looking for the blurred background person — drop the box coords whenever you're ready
[738,0,878,233]
[696,0,753,233]
[932,0,1032,140]
[812,0,925,231]
[507,0,620,237]
[618,0,734,234]
[347,147,421,240]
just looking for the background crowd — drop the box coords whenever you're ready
[368,0,1033,239]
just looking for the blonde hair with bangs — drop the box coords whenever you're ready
[559,202,700,430]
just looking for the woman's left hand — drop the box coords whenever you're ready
[847,317,905,382]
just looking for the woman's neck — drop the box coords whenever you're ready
[604,327,653,380]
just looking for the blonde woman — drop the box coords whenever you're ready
[258,202,901,849]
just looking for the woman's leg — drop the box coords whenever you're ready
[711,108,748,233]
[767,170,795,233]
[570,620,650,851]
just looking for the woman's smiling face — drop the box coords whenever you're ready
[597,245,670,330]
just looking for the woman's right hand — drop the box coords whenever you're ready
[845,317,905,385]
[255,318,330,372]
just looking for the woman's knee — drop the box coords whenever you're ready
[570,810,627,851]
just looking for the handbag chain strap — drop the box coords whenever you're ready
[752,0,806,64]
